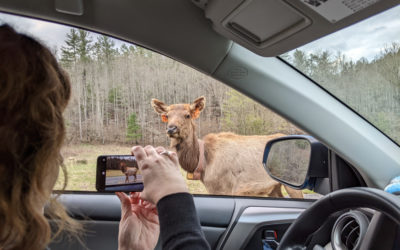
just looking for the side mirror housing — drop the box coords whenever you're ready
[262,135,328,190]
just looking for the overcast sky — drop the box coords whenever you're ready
[295,4,400,61]
[1,4,399,62]
[0,12,127,56]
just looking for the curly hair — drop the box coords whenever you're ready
[0,24,81,250]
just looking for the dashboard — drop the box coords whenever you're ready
[238,207,399,250]
[49,192,400,250]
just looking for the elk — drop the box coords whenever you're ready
[120,162,139,183]
[151,96,303,198]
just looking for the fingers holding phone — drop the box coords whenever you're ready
[116,192,159,250]
[155,146,180,167]
[96,145,188,204]
[131,145,188,205]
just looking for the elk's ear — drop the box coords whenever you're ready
[190,96,206,119]
[151,98,168,114]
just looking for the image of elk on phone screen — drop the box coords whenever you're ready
[96,155,143,192]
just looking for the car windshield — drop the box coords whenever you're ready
[280,4,400,145]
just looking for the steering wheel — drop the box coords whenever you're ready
[278,187,400,249]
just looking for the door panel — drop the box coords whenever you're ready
[48,194,314,250]
[221,207,303,249]
[49,221,226,250]
[49,221,119,250]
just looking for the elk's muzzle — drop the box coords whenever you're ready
[167,126,178,135]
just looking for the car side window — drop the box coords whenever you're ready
[2,13,319,199]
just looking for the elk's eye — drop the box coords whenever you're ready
[185,114,191,119]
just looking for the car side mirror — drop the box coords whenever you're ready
[263,135,328,190]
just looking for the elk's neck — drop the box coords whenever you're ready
[170,132,200,173]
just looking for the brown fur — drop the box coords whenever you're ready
[151,96,303,198]
[120,162,138,183]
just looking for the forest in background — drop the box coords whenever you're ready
[282,43,400,143]
[59,28,299,146]
[59,28,400,146]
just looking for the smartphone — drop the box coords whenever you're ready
[96,155,144,192]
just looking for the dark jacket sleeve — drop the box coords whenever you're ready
[157,192,211,250]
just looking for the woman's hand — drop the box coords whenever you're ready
[116,192,159,250]
[132,145,189,204]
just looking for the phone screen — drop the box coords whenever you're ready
[96,155,144,192]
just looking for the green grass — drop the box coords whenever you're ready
[106,169,125,177]
[58,162,96,190]
[56,144,208,193]
[56,144,132,191]
[56,144,317,198]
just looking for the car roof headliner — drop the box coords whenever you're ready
[1,0,399,74]
[0,0,232,75]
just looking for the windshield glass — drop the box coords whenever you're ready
[281,5,400,144]
[1,12,324,199]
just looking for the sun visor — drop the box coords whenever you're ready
[222,0,310,47]
[204,0,400,57]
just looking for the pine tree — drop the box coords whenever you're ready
[126,113,142,144]
[77,30,93,62]
[120,44,136,56]
[60,29,80,66]
[94,35,118,63]
[292,49,310,75]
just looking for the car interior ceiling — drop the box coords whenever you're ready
[0,0,399,73]
[2,0,400,250]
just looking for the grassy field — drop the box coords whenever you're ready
[56,144,208,194]
[56,144,317,198]
[106,169,126,177]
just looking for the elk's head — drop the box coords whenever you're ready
[120,162,127,172]
[151,96,206,140]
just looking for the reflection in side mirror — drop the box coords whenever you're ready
[263,135,328,190]
[266,139,311,187]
